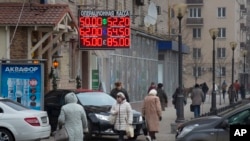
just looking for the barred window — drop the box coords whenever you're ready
[193,48,201,59]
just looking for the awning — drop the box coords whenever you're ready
[157,41,190,54]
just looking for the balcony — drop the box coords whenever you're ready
[186,0,203,5]
[186,18,203,25]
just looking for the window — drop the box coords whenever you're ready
[228,109,250,125]
[218,7,226,18]
[193,28,201,38]
[193,48,201,59]
[217,48,226,58]
[216,66,226,77]
[218,28,226,38]
[189,7,201,18]
[193,66,201,77]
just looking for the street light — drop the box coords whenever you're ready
[230,41,237,104]
[173,3,187,123]
[242,49,247,99]
[242,50,247,73]
[209,28,219,113]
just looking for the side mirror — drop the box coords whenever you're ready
[0,108,3,113]
[221,120,229,129]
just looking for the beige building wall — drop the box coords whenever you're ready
[170,0,247,89]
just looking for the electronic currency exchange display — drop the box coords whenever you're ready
[79,10,131,49]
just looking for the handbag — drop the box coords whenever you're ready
[190,104,194,112]
[126,124,134,138]
[54,127,69,141]
[108,114,117,125]
[142,120,148,136]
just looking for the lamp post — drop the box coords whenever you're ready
[230,41,237,104]
[243,50,247,73]
[52,59,59,90]
[173,3,187,123]
[242,49,247,99]
[209,28,219,113]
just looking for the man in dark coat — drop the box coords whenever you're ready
[110,81,130,102]
[156,83,168,111]
[201,82,209,102]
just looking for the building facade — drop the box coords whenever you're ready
[173,0,248,91]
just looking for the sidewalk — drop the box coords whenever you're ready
[156,93,231,141]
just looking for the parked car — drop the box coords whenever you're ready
[176,102,250,141]
[0,97,51,141]
[44,89,144,140]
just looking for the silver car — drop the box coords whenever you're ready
[176,102,250,141]
[0,97,51,141]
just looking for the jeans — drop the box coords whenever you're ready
[193,105,200,118]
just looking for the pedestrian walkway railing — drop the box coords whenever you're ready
[200,99,250,117]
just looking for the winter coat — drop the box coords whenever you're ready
[191,87,204,105]
[58,93,88,141]
[110,100,133,131]
[156,88,168,111]
[110,88,130,102]
[142,94,162,132]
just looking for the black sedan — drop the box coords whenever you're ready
[44,89,143,140]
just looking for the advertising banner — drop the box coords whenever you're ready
[0,64,44,110]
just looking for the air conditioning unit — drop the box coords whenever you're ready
[135,0,144,6]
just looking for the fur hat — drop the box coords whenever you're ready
[117,92,125,99]
[148,89,157,96]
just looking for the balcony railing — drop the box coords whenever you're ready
[186,18,203,25]
[186,0,203,5]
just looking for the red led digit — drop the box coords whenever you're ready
[97,17,102,26]
[107,38,112,46]
[79,28,85,36]
[125,38,130,46]
[113,38,118,46]
[113,17,118,26]
[124,17,130,26]
[107,28,112,36]
[79,17,84,27]
[119,38,125,46]
[124,28,130,36]
[97,28,102,36]
[107,17,113,27]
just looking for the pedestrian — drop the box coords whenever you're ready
[148,82,157,93]
[58,92,88,141]
[228,84,236,104]
[190,84,204,118]
[240,84,246,99]
[233,80,240,101]
[142,89,162,141]
[110,92,133,141]
[200,82,209,102]
[110,81,130,102]
[156,83,168,111]
[221,80,227,102]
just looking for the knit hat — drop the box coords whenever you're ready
[149,89,157,96]
[117,92,125,99]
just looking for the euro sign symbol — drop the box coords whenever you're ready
[103,40,106,45]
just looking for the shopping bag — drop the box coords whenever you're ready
[54,127,69,141]
[126,124,134,138]
[108,114,117,125]
[190,104,194,112]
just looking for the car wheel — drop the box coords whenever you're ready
[0,128,14,141]
[84,120,92,141]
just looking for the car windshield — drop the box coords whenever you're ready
[77,92,116,106]
[1,99,29,111]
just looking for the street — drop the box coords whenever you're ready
[42,94,232,141]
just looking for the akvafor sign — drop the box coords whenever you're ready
[0,64,44,110]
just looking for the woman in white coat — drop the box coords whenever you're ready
[110,92,133,141]
[58,92,88,141]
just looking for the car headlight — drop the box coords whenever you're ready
[177,124,198,138]
[95,114,109,121]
